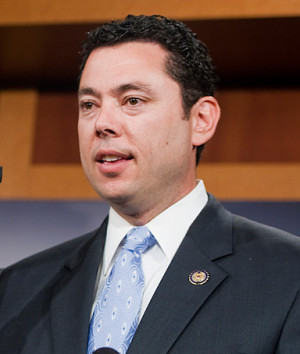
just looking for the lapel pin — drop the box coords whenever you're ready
[189,270,209,285]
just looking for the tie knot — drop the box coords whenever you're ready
[124,226,156,254]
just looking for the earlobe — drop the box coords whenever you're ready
[191,96,221,146]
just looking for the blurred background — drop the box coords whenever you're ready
[0,0,299,267]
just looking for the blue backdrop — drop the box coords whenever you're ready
[0,200,299,267]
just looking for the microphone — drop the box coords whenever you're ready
[93,348,119,354]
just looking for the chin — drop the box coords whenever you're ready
[95,186,132,206]
[91,175,139,205]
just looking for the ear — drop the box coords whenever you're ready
[190,96,221,147]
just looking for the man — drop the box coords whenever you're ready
[0,15,299,354]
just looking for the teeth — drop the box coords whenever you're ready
[102,155,122,162]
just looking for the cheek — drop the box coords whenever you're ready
[78,133,86,155]
[78,122,85,147]
[78,122,92,150]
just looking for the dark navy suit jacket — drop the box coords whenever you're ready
[1,195,300,353]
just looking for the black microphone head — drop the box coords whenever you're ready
[93,348,119,354]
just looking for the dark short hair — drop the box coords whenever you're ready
[79,15,218,163]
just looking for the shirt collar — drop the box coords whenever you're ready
[103,180,208,275]
[146,180,207,261]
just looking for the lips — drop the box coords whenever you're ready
[95,151,133,175]
[96,151,133,164]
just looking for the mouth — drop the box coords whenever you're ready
[96,152,134,164]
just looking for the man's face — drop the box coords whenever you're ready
[78,42,197,223]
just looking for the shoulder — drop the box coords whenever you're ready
[226,213,300,291]
[204,194,300,264]
[207,193,300,248]
[232,213,300,254]
[0,221,108,327]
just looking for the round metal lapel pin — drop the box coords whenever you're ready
[189,270,209,285]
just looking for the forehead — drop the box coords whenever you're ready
[80,41,170,84]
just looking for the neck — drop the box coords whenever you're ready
[111,182,197,226]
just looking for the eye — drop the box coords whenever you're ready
[127,97,140,106]
[121,95,147,115]
[81,101,94,110]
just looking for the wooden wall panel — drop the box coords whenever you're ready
[1,18,299,88]
[199,163,300,200]
[33,92,79,163]
[1,5,299,200]
[203,88,300,162]
[1,88,300,200]
[31,88,300,164]
[0,90,37,197]
[1,0,300,25]
[0,89,96,199]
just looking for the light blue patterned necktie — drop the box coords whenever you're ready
[87,226,156,354]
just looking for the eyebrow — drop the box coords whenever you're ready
[78,87,100,97]
[110,82,153,96]
[78,81,154,98]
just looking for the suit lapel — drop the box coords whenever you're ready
[128,195,233,354]
[50,219,108,354]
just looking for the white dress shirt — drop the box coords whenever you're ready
[92,180,208,320]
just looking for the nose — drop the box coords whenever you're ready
[95,102,121,138]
